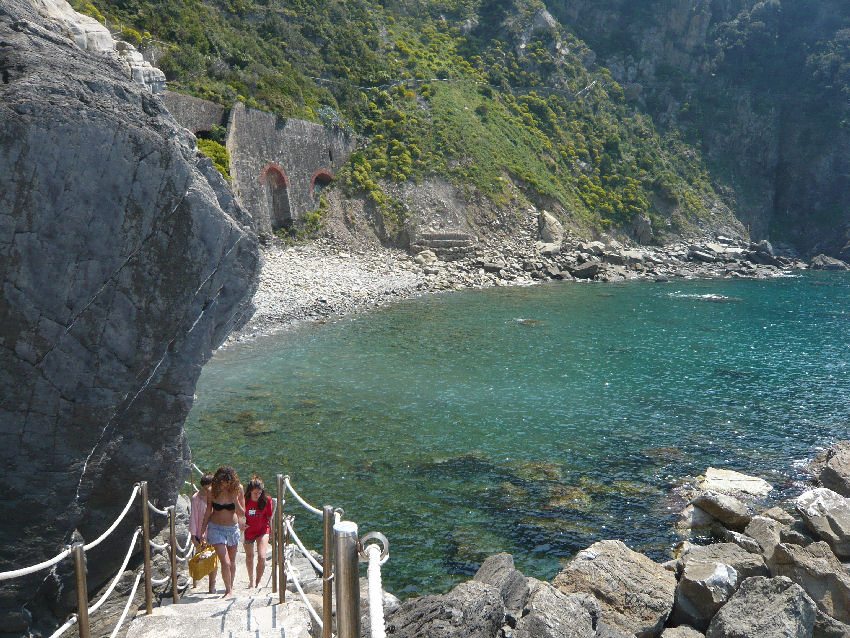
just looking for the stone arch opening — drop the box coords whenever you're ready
[311,169,333,201]
[261,163,292,229]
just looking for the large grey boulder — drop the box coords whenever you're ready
[808,442,850,497]
[767,542,850,624]
[672,543,768,630]
[513,581,597,638]
[473,552,529,612]
[384,580,504,638]
[0,0,258,631]
[553,540,676,637]
[809,254,850,271]
[705,576,816,638]
[698,468,773,498]
[795,489,850,559]
[691,492,752,531]
[744,515,783,558]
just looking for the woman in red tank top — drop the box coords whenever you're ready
[243,475,274,588]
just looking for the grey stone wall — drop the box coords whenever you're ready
[162,91,227,134]
[226,102,356,234]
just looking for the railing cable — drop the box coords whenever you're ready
[284,476,322,516]
[83,484,140,552]
[0,547,72,581]
[47,614,77,638]
[284,518,323,573]
[365,544,387,638]
[89,528,141,615]
[147,500,169,517]
[285,559,326,631]
[109,572,142,638]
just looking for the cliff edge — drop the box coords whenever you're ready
[0,0,259,633]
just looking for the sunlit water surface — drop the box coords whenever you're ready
[186,273,850,596]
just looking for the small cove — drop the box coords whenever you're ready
[186,273,850,597]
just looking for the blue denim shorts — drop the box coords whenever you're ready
[207,522,240,547]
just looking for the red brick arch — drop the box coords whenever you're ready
[261,162,289,189]
[311,169,333,198]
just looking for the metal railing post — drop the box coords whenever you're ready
[322,505,334,638]
[72,543,91,638]
[334,521,360,638]
[277,474,285,603]
[169,506,178,604]
[271,497,278,594]
[140,481,153,614]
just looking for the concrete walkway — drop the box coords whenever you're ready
[126,545,318,638]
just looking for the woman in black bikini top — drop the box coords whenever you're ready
[200,466,246,598]
[211,502,235,511]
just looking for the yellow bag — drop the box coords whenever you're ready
[188,542,218,580]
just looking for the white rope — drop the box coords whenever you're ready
[147,501,169,517]
[177,533,193,554]
[176,544,195,564]
[83,484,140,551]
[48,614,77,638]
[366,544,386,638]
[0,546,72,581]
[89,528,141,615]
[109,571,142,638]
[149,540,168,551]
[285,559,324,630]
[283,519,323,573]
[284,477,322,516]
[150,574,169,585]
[192,463,204,475]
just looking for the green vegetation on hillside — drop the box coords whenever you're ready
[80,0,727,237]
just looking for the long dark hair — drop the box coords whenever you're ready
[211,466,240,499]
[246,475,267,510]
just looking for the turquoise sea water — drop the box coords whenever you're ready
[186,273,850,596]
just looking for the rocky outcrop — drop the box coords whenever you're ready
[0,0,258,632]
[794,489,850,559]
[809,255,850,271]
[704,576,816,638]
[809,442,850,497]
[553,540,676,637]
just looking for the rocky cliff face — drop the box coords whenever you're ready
[552,0,850,258]
[0,0,259,633]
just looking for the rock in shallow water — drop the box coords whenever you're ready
[0,0,258,630]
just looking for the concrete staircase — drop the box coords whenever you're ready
[126,546,318,638]
[410,231,477,261]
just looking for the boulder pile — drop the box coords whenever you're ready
[385,441,850,638]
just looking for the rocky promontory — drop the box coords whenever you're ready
[0,0,258,633]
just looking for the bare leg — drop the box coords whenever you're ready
[255,534,269,587]
[213,543,232,597]
[226,545,238,597]
[244,541,255,588]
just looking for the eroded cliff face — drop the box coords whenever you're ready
[0,1,259,633]
[553,0,850,258]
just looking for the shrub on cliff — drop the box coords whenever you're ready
[197,139,230,181]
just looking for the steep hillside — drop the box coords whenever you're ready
[74,0,750,246]
[553,0,850,258]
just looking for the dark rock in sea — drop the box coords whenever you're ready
[569,259,602,280]
[705,576,816,638]
[473,553,529,613]
[809,254,850,271]
[553,540,676,638]
[384,580,505,638]
[0,0,258,630]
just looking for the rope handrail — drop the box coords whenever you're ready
[109,571,142,638]
[177,533,193,555]
[47,614,77,638]
[365,544,386,638]
[176,545,195,564]
[84,484,141,552]
[284,476,323,516]
[0,546,72,581]
[285,559,326,632]
[149,540,168,551]
[150,574,169,586]
[283,519,323,573]
[89,528,141,615]
[0,483,140,580]
[147,500,169,517]
[191,462,204,475]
